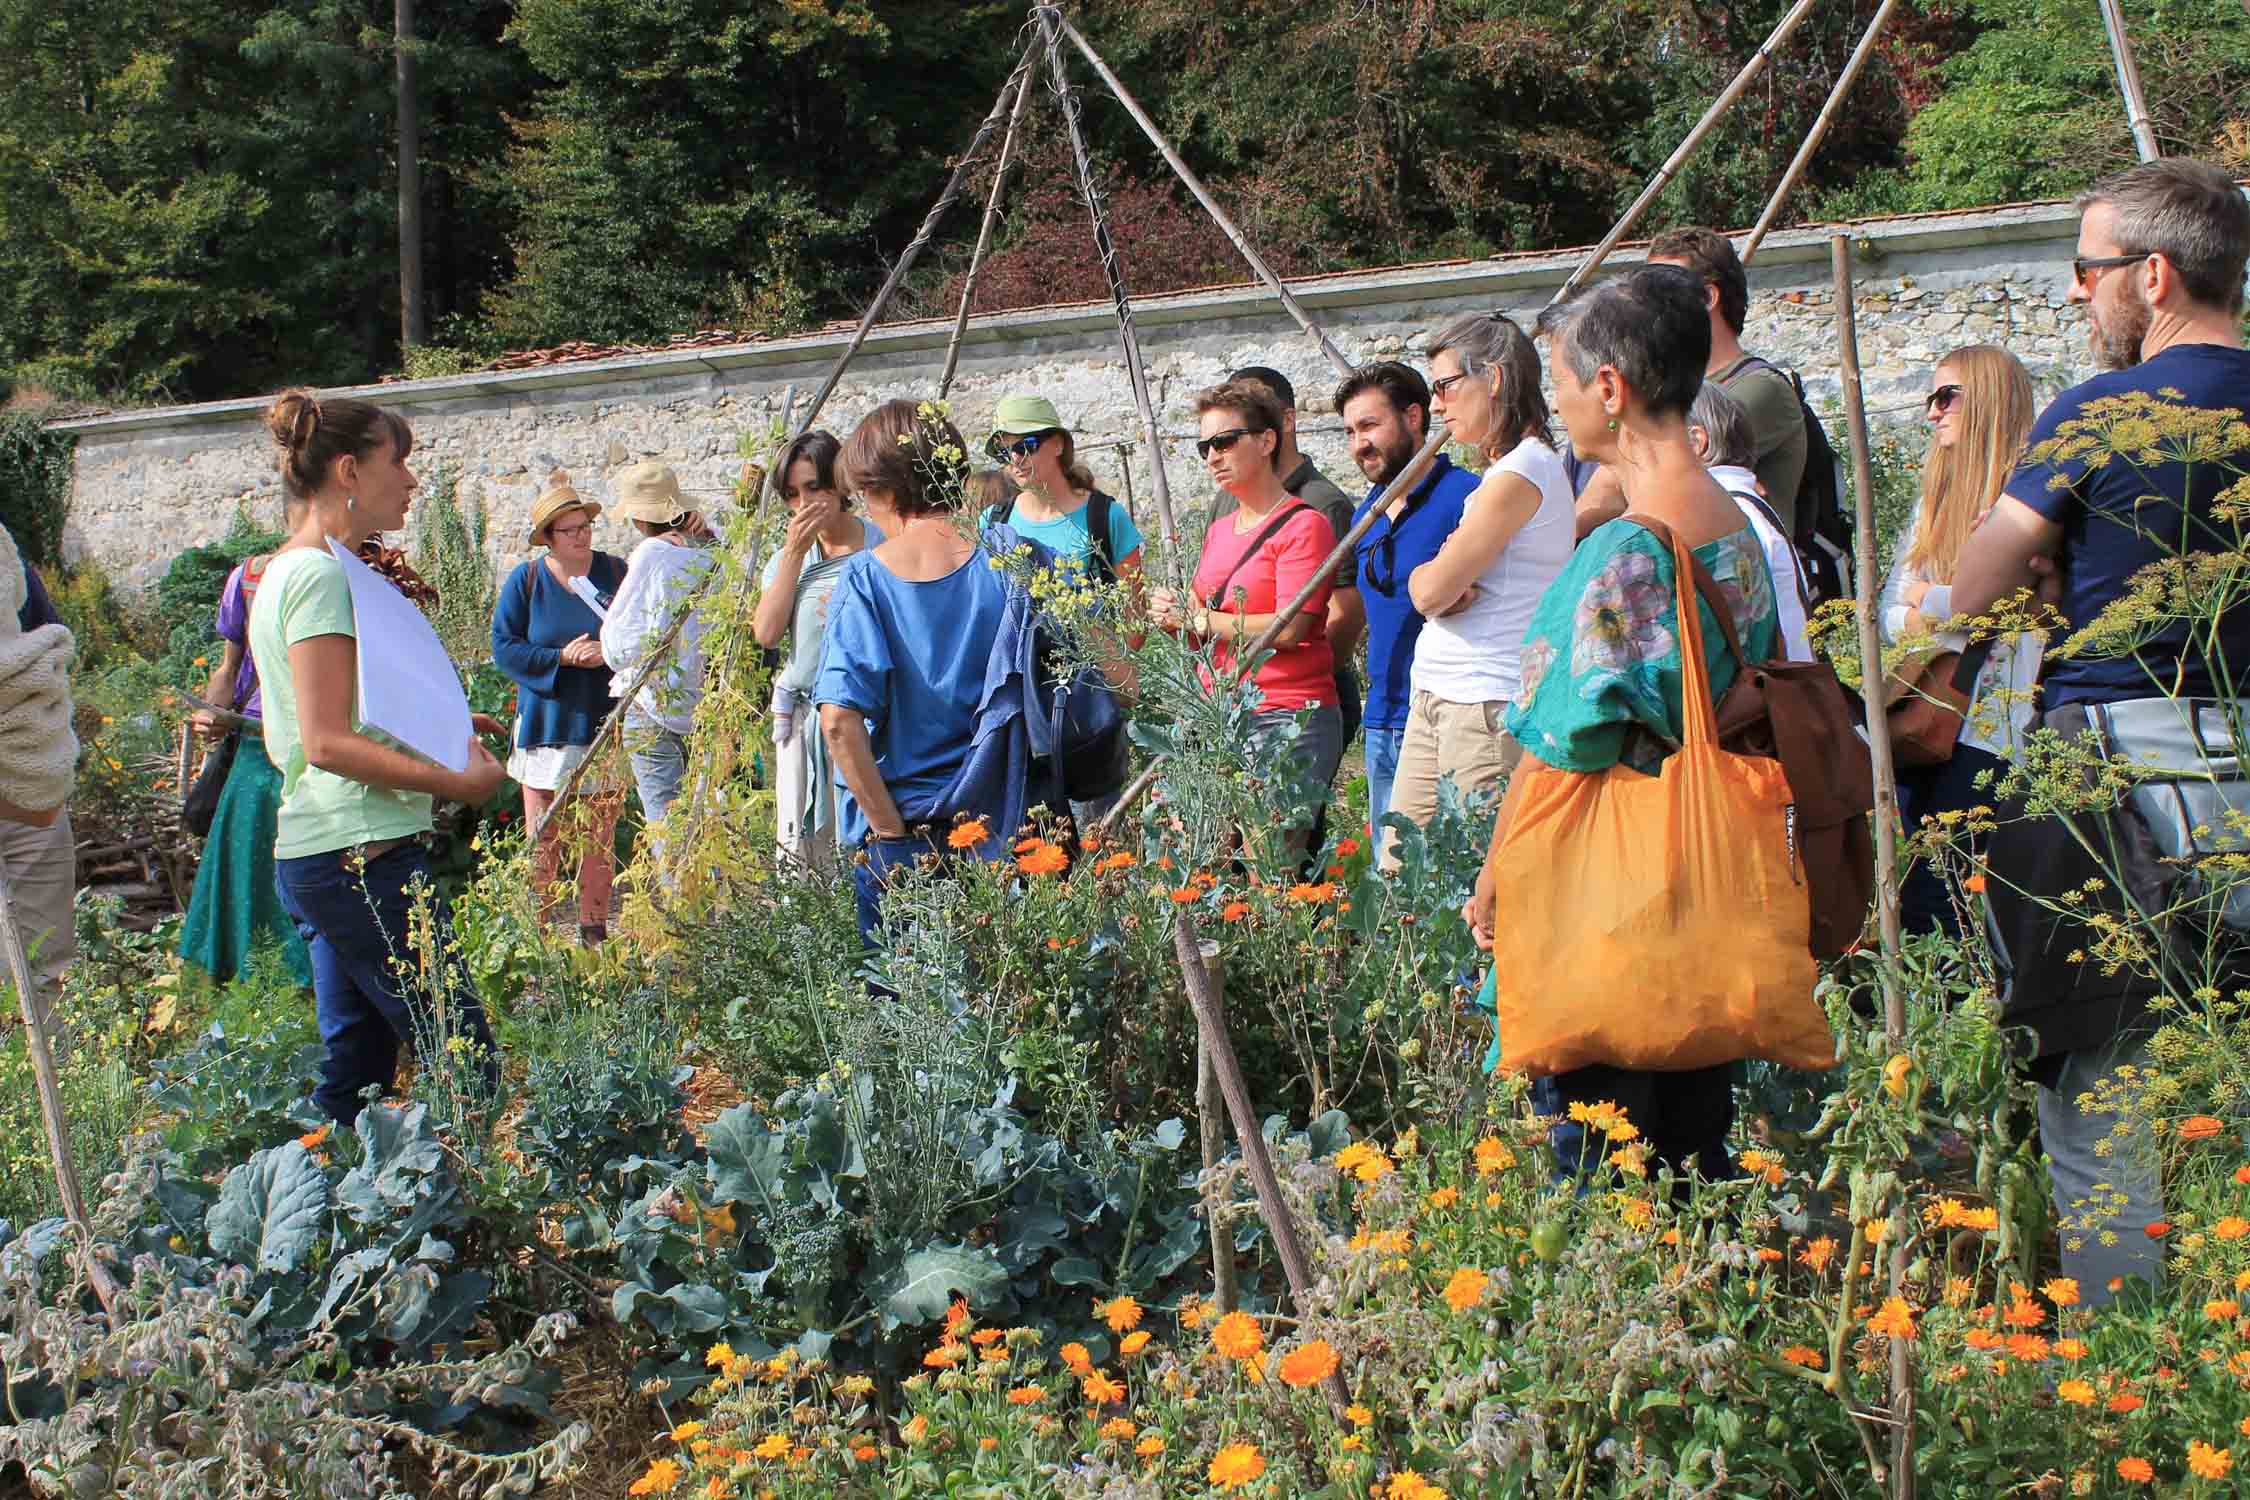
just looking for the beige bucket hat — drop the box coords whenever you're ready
[610,461,704,526]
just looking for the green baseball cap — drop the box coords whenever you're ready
[990,393,1066,438]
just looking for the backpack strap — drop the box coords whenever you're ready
[1722,485,1817,620]
[1206,502,1313,610]
[1620,512,1758,667]
[1086,491,1115,582]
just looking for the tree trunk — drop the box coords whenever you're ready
[396,0,426,350]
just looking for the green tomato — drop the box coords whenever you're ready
[1530,1219,1569,1263]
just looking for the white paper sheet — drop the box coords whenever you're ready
[326,539,471,773]
[566,574,611,621]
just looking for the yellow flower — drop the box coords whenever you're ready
[629,1458,683,1495]
[669,1421,704,1441]
[1866,1297,1917,1340]
[2056,1379,2096,1406]
[1781,1345,1823,1368]
[1178,1296,1208,1330]
[2187,1440,2231,1479]
[1344,1403,1373,1427]
[1441,1267,1490,1313]
[704,1342,737,1369]
[1883,1054,1914,1100]
[752,1434,791,1460]
[1427,1186,1460,1210]
[1472,1137,1515,1175]
[837,1374,876,1397]
[1384,1472,1445,1500]
[2042,1277,2080,1308]
[1135,1434,1166,1458]
[1738,1148,1785,1187]
[1208,1441,1266,1491]
[1212,1310,1264,1361]
[1614,1196,1655,1231]
[1098,1295,1143,1333]
[1333,1141,1393,1182]
[1277,1339,1340,1388]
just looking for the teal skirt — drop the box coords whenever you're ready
[178,735,314,987]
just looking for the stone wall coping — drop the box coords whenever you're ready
[47,197,2085,440]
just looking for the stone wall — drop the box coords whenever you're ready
[51,200,2097,592]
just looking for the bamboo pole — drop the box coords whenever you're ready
[1035,6,1183,569]
[2096,0,2162,162]
[1741,0,1905,265]
[1173,915,1347,1413]
[1833,231,1914,1500]
[0,848,120,1322]
[1092,421,1450,838]
[1054,13,1355,380]
[940,48,1042,399]
[1554,0,1819,302]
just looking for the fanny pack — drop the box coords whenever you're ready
[2089,696,2250,931]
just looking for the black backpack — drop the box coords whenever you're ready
[1741,358,1853,609]
[985,491,1117,584]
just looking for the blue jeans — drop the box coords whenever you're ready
[1363,724,1406,831]
[274,842,498,1124]
[629,724,690,871]
[1895,743,2004,939]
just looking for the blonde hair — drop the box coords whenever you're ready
[1909,345,2035,580]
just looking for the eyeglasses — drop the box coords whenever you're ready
[1196,428,1257,459]
[987,430,1052,462]
[1430,369,1478,398]
[1924,384,1964,419]
[2071,251,2147,286]
[548,522,594,539]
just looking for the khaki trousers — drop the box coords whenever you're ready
[0,810,76,1036]
[1383,691,1520,867]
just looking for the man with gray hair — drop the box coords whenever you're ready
[1952,157,2250,1306]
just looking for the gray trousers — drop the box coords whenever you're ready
[2038,1032,2166,1305]
[0,810,76,1038]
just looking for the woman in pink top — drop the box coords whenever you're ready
[1149,379,1342,845]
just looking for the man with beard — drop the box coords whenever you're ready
[1334,361,1476,837]
[1952,158,2250,1306]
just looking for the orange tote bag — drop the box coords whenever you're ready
[1489,527,1835,1078]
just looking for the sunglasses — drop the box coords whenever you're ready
[1196,427,1260,460]
[2071,251,2147,286]
[1925,385,1964,419]
[987,430,1053,462]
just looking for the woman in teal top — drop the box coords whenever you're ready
[1467,265,1780,1181]
[248,389,509,1123]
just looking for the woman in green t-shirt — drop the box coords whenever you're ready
[247,389,508,1124]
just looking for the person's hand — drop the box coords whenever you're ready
[191,708,226,743]
[1902,580,1931,610]
[867,819,910,841]
[679,510,715,542]
[2028,551,2064,608]
[561,634,605,668]
[1147,588,1184,631]
[453,737,507,805]
[781,505,824,557]
[469,712,508,739]
[1462,865,1497,951]
[772,708,795,745]
[1434,584,1483,618]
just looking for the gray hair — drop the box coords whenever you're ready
[1534,265,1710,422]
[1427,311,1550,454]
[2077,158,2250,315]
[1687,382,1756,469]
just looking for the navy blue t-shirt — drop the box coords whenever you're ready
[2004,344,2250,708]
[1351,453,1475,732]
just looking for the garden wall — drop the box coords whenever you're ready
[50,199,2096,592]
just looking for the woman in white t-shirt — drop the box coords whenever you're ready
[1387,312,1574,846]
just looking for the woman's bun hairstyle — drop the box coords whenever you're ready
[264,387,414,501]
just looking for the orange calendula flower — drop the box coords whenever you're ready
[1081,1370,1126,1405]
[2056,1379,2096,1406]
[1168,886,1200,904]
[1797,1236,1837,1274]
[2206,1298,2241,1320]
[1098,1295,1143,1333]
[2236,1165,2250,1185]
[1780,1344,1824,1368]
[2004,1333,2049,1362]
[922,1343,962,1369]
[2187,1440,2231,1479]
[628,1458,683,1495]
[945,1299,970,1330]
[1287,881,1337,903]
[1472,1137,1514,1175]
[2003,1296,2045,1329]
[1738,1148,1786,1187]
[969,1327,1005,1347]
[1098,1417,1137,1440]
[2109,1392,2146,1414]
[1059,1342,1093,1374]
[948,818,990,849]
[852,1443,879,1461]
[1384,1471,1444,1500]
[1220,900,1251,921]
[1094,851,1137,874]
[1961,873,1988,894]
[2054,1338,2088,1361]
[1866,1297,1917,1340]
[2145,1220,2172,1239]
[1005,1384,1045,1406]
[2117,1456,2154,1482]
[1428,1186,1460,1210]
[1016,840,1069,876]
[1178,1296,1209,1330]
[1277,1338,1340,1388]
[1442,1267,1491,1313]
[2177,1115,2226,1141]
[1135,1434,1166,1458]
[1212,1310,1264,1361]
[2041,1277,2079,1308]
[296,1123,332,1150]
[1208,1441,1266,1491]
[2215,1216,2250,1240]
[1120,1330,1151,1355]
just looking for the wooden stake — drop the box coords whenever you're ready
[1035,6,1183,568]
[1741,0,1905,265]
[2096,0,2162,162]
[1054,13,1355,380]
[1173,913,1346,1413]
[0,846,120,1322]
[1192,939,1240,1315]
[940,48,1042,399]
[1555,0,1819,302]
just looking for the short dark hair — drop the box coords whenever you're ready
[1226,365,1296,410]
[2078,158,2250,315]
[1194,379,1287,471]
[1536,265,1712,423]
[772,429,848,509]
[264,389,413,501]
[1647,226,1748,335]
[842,401,969,516]
[1332,362,1430,430]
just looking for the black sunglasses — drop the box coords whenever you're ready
[1196,427,1259,460]
[2071,251,2147,286]
[1925,384,1964,418]
[987,430,1053,462]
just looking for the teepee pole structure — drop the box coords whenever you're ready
[1555,0,1818,300]
[1053,12,1354,380]
[940,48,1043,399]
[1742,0,1905,265]
[2096,0,2162,162]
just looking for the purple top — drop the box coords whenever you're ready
[215,564,261,718]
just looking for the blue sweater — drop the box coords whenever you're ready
[492,553,628,750]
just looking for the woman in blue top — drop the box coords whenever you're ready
[491,478,628,945]
[817,401,1013,946]
[1469,265,1780,1180]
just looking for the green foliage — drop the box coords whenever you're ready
[0,401,73,566]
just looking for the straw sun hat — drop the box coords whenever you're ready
[526,471,603,546]
[608,461,709,527]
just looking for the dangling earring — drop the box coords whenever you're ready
[346,494,358,514]
[1605,417,1619,432]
